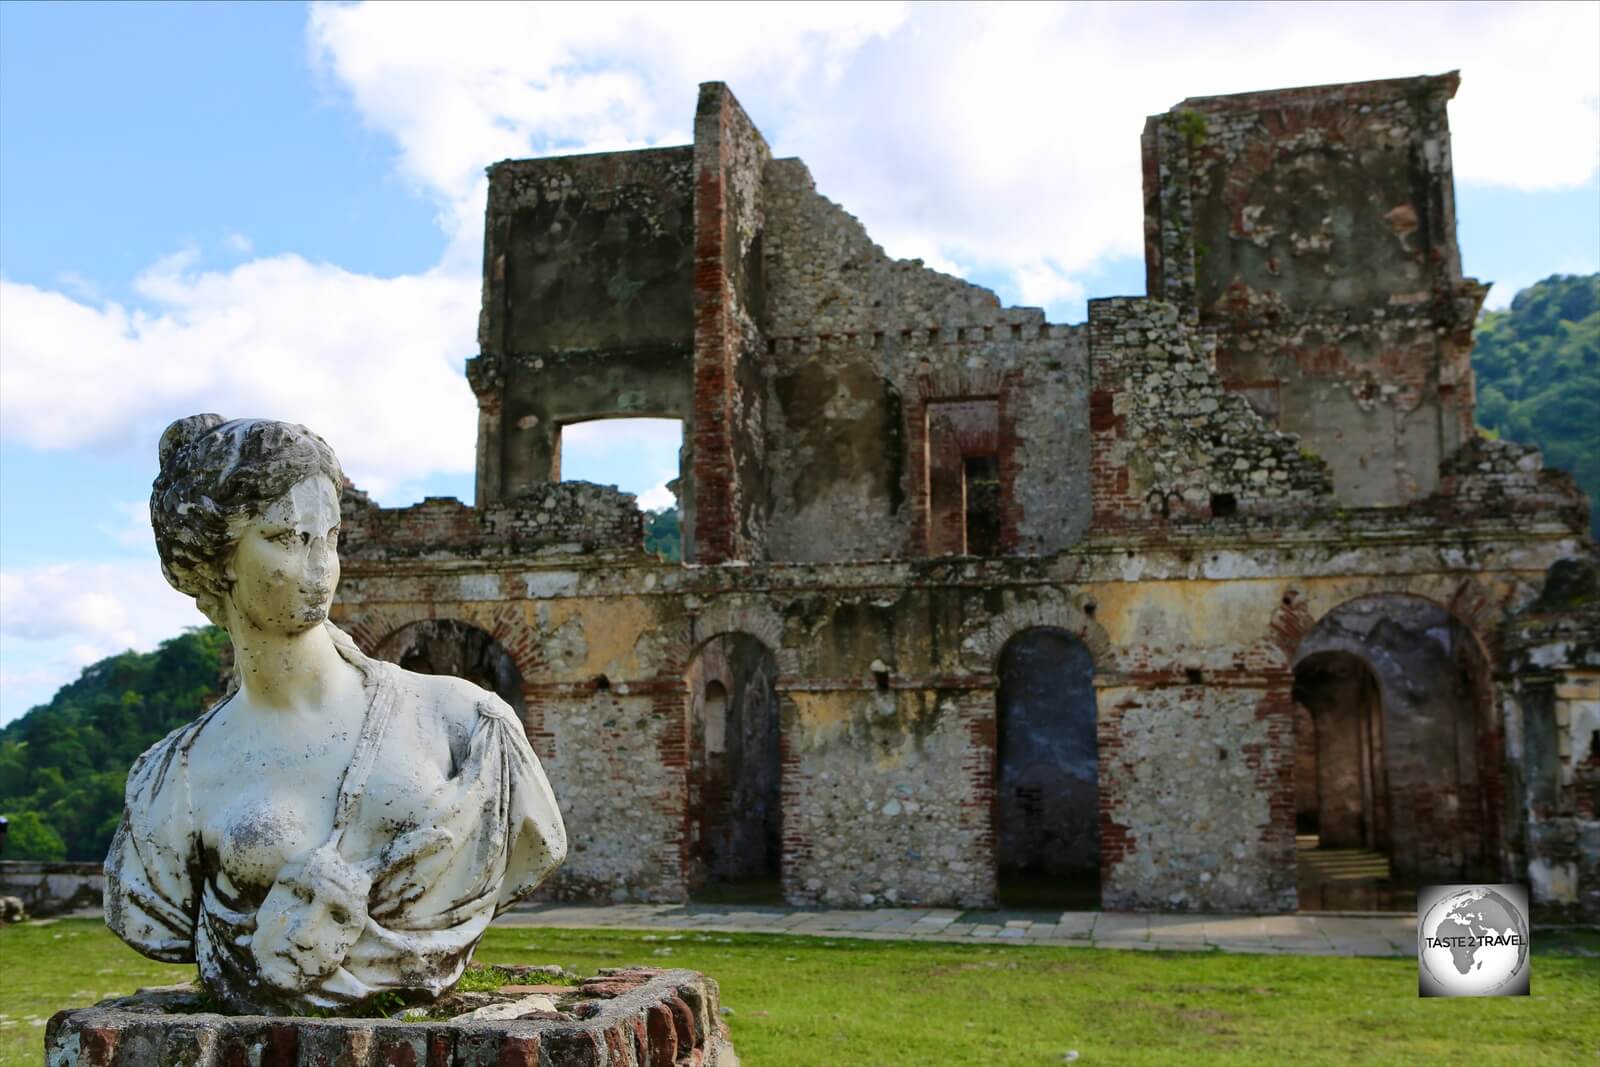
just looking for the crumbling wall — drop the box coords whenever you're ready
[339,482,645,562]
[761,158,1091,561]
[1087,297,1331,527]
[776,583,999,907]
[335,504,1578,911]
[471,148,697,507]
[690,84,772,563]
[1431,435,1592,531]
[782,684,994,908]
[333,73,1596,918]
[1501,556,1600,922]
[1142,73,1484,506]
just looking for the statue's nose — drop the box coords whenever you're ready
[305,540,334,584]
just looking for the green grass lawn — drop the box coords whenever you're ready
[4,919,1597,1066]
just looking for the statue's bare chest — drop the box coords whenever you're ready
[187,699,458,896]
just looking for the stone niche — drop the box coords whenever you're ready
[45,966,736,1067]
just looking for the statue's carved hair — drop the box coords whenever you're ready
[150,415,342,625]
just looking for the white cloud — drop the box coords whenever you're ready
[0,558,207,722]
[307,2,910,202]
[224,232,255,255]
[300,1,1598,322]
[558,418,683,495]
[1013,261,1087,312]
[0,256,480,501]
[0,559,196,647]
[637,483,677,511]
[96,500,154,550]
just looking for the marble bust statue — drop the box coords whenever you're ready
[105,415,567,1015]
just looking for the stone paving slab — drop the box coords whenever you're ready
[498,903,1416,957]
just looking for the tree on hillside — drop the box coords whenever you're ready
[0,627,230,862]
[644,507,682,561]
[1473,273,1600,533]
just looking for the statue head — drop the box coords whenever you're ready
[150,415,344,628]
[250,827,454,992]
[252,842,372,991]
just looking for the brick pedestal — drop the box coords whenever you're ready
[45,968,737,1067]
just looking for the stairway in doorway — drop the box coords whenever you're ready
[1295,834,1416,913]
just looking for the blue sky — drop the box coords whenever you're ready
[1,1,1597,723]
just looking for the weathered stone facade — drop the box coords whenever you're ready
[333,75,1595,918]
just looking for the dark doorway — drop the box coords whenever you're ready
[687,634,782,903]
[995,627,1099,909]
[377,618,526,719]
[1292,596,1493,912]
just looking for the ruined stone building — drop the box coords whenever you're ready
[332,73,1598,920]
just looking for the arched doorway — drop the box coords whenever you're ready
[1293,595,1493,911]
[686,633,781,902]
[374,619,526,719]
[995,627,1099,909]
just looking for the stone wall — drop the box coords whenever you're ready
[335,503,1583,911]
[762,158,1091,560]
[1144,72,1484,506]
[691,83,772,563]
[472,148,697,508]
[340,482,646,563]
[334,73,1595,916]
[1501,557,1600,923]
[1087,297,1331,526]
[0,861,102,918]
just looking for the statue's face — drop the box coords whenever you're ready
[252,844,371,991]
[227,475,341,634]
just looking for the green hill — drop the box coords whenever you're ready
[0,627,229,861]
[1472,273,1600,532]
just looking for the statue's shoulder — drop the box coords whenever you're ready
[126,698,227,798]
[388,664,518,730]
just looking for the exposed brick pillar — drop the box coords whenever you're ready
[691,82,769,563]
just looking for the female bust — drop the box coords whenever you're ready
[105,415,566,1015]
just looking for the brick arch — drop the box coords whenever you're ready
[665,598,794,676]
[342,602,548,681]
[1285,581,1505,881]
[336,602,555,756]
[1259,574,1503,674]
[960,594,1110,675]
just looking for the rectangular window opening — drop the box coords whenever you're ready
[556,417,684,560]
[963,455,1002,556]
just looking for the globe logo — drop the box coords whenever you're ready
[1417,884,1530,997]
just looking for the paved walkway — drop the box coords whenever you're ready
[497,903,1416,957]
